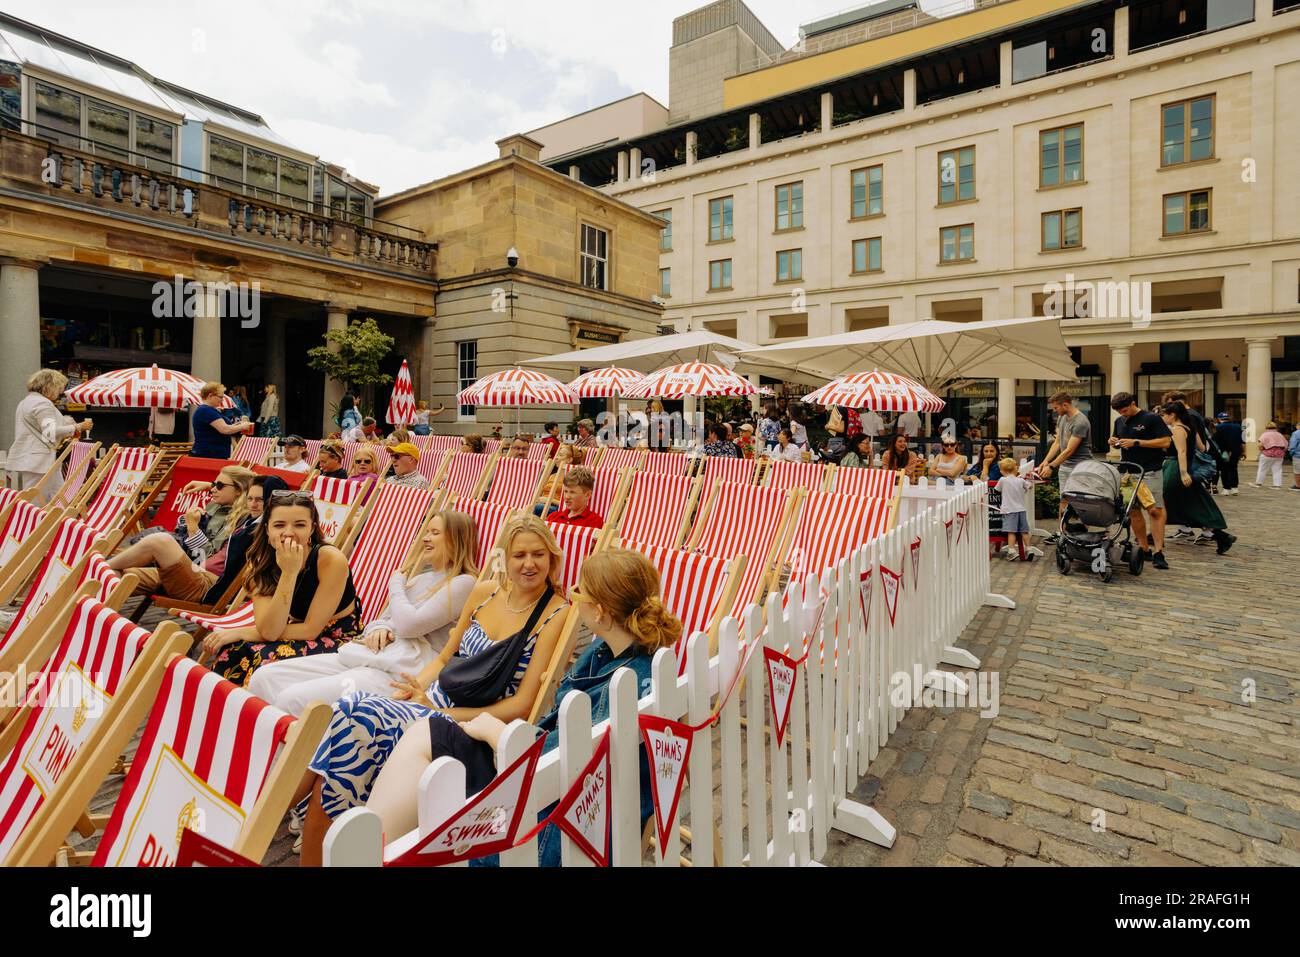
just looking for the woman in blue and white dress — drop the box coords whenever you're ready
[294,515,571,866]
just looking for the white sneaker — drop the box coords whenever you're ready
[1249,483,1262,488]
[1226,488,1239,496]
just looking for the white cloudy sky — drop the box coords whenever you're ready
[3,0,959,194]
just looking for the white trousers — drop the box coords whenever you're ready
[1255,457,1283,487]
[247,653,396,716]
[6,470,51,505]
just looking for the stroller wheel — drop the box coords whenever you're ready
[1055,548,1071,575]
[1129,546,1145,576]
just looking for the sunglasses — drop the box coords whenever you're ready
[269,490,315,505]
[210,480,234,491]
[354,458,375,465]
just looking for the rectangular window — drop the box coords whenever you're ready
[86,99,130,161]
[280,159,310,208]
[851,165,884,219]
[208,135,244,190]
[458,341,478,419]
[709,259,733,291]
[940,224,975,262]
[938,146,976,204]
[1040,124,1083,187]
[1163,189,1212,235]
[1160,341,1191,363]
[659,268,671,298]
[656,209,673,251]
[134,115,174,170]
[33,81,81,148]
[580,224,609,290]
[775,182,804,231]
[852,238,882,273]
[776,249,802,282]
[245,147,278,198]
[1162,95,1215,167]
[1042,208,1083,250]
[709,196,734,242]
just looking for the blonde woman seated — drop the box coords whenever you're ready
[249,510,481,714]
[293,515,570,865]
[368,548,677,867]
[108,465,254,603]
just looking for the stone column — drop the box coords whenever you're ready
[1244,336,1274,461]
[686,131,698,166]
[264,310,286,430]
[190,284,222,385]
[420,316,437,411]
[1109,344,1132,400]
[616,151,628,183]
[820,92,832,132]
[323,305,349,437]
[568,165,580,181]
[999,40,1012,87]
[1113,4,1129,57]
[903,69,917,111]
[749,113,760,149]
[997,378,1016,439]
[0,259,44,451]
[629,147,642,182]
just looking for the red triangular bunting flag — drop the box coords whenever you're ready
[176,829,260,867]
[880,564,904,626]
[944,519,954,556]
[955,511,968,545]
[858,568,873,630]
[388,733,546,866]
[763,647,798,748]
[910,537,922,585]
[552,730,612,867]
[639,714,695,855]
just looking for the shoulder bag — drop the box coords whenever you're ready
[439,584,556,708]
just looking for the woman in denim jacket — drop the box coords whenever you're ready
[367,549,679,865]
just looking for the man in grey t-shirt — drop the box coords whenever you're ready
[1036,390,1092,517]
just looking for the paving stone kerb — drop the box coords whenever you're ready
[824,475,1299,867]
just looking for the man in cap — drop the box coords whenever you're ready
[385,442,430,489]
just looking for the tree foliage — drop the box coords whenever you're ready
[306,318,395,392]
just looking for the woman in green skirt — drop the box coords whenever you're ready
[1160,401,1235,555]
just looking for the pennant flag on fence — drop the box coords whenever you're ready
[880,564,904,626]
[552,729,613,867]
[176,829,261,867]
[910,538,922,585]
[763,647,798,748]
[858,569,873,631]
[955,511,968,545]
[639,715,696,855]
[386,359,417,426]
[388,733,546,867]
[944,519,954,556]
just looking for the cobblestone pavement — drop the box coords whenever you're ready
[824,476,1300,867]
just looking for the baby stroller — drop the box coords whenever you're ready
[1055,460,1149,582]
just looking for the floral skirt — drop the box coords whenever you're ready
[257,417,282,438]
[211,614,361,687]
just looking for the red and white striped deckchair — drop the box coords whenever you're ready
[85,655,328,867]
[231,436,276,466]
[50,441,99,508]
[596,447,644,472]
[79,447,159,537]
[625,541,740,674]
[781,492,893,603]
[0,488,15,516]
[831,466,900,499]
[425,435,462,457]
[701,456,758,488]
[642,450,694,476]
[311,477,365,546]
[0,500,65,607]
[344,484,437,628]
[173,601,257,633]
[446,498,517,571]
[0,517,111,661]
[483,439,502,456]
[435,452,491,501]
[767,459,831,493]
[687,481,798,618]
[525,441,551,461]
[484,458,549,509]
[342,442,392,476]
[547,522,603,593]
[303,439,323,465]
[617,472,700,550]
[0,598,183,865]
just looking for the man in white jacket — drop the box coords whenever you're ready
[6,369,92,504]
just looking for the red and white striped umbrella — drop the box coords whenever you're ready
[802,370,944,413]
[457,368,577,407]
[624,362,755,400]
[386,359,417,425]
[65,365,234,409]
[567,367,645,399]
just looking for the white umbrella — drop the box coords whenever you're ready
[738,317,1077,393]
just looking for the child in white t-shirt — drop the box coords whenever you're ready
[995,458,1034,560]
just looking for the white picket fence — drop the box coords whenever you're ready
[325,479,1011,867]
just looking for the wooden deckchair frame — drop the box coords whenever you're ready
[614,472,704,551]
[1,621,189,867]
[231,435,276,466]
[483,456,554,510]
[67,443,122,514]
[20,439,81,505]
[0,506,69,608]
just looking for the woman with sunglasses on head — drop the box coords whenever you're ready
[198,474,287,605]
[366,548,678,866]
[291,515,570,865]
[201,490,362,686]
[108,465,255,603]
[930,436,969,483]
